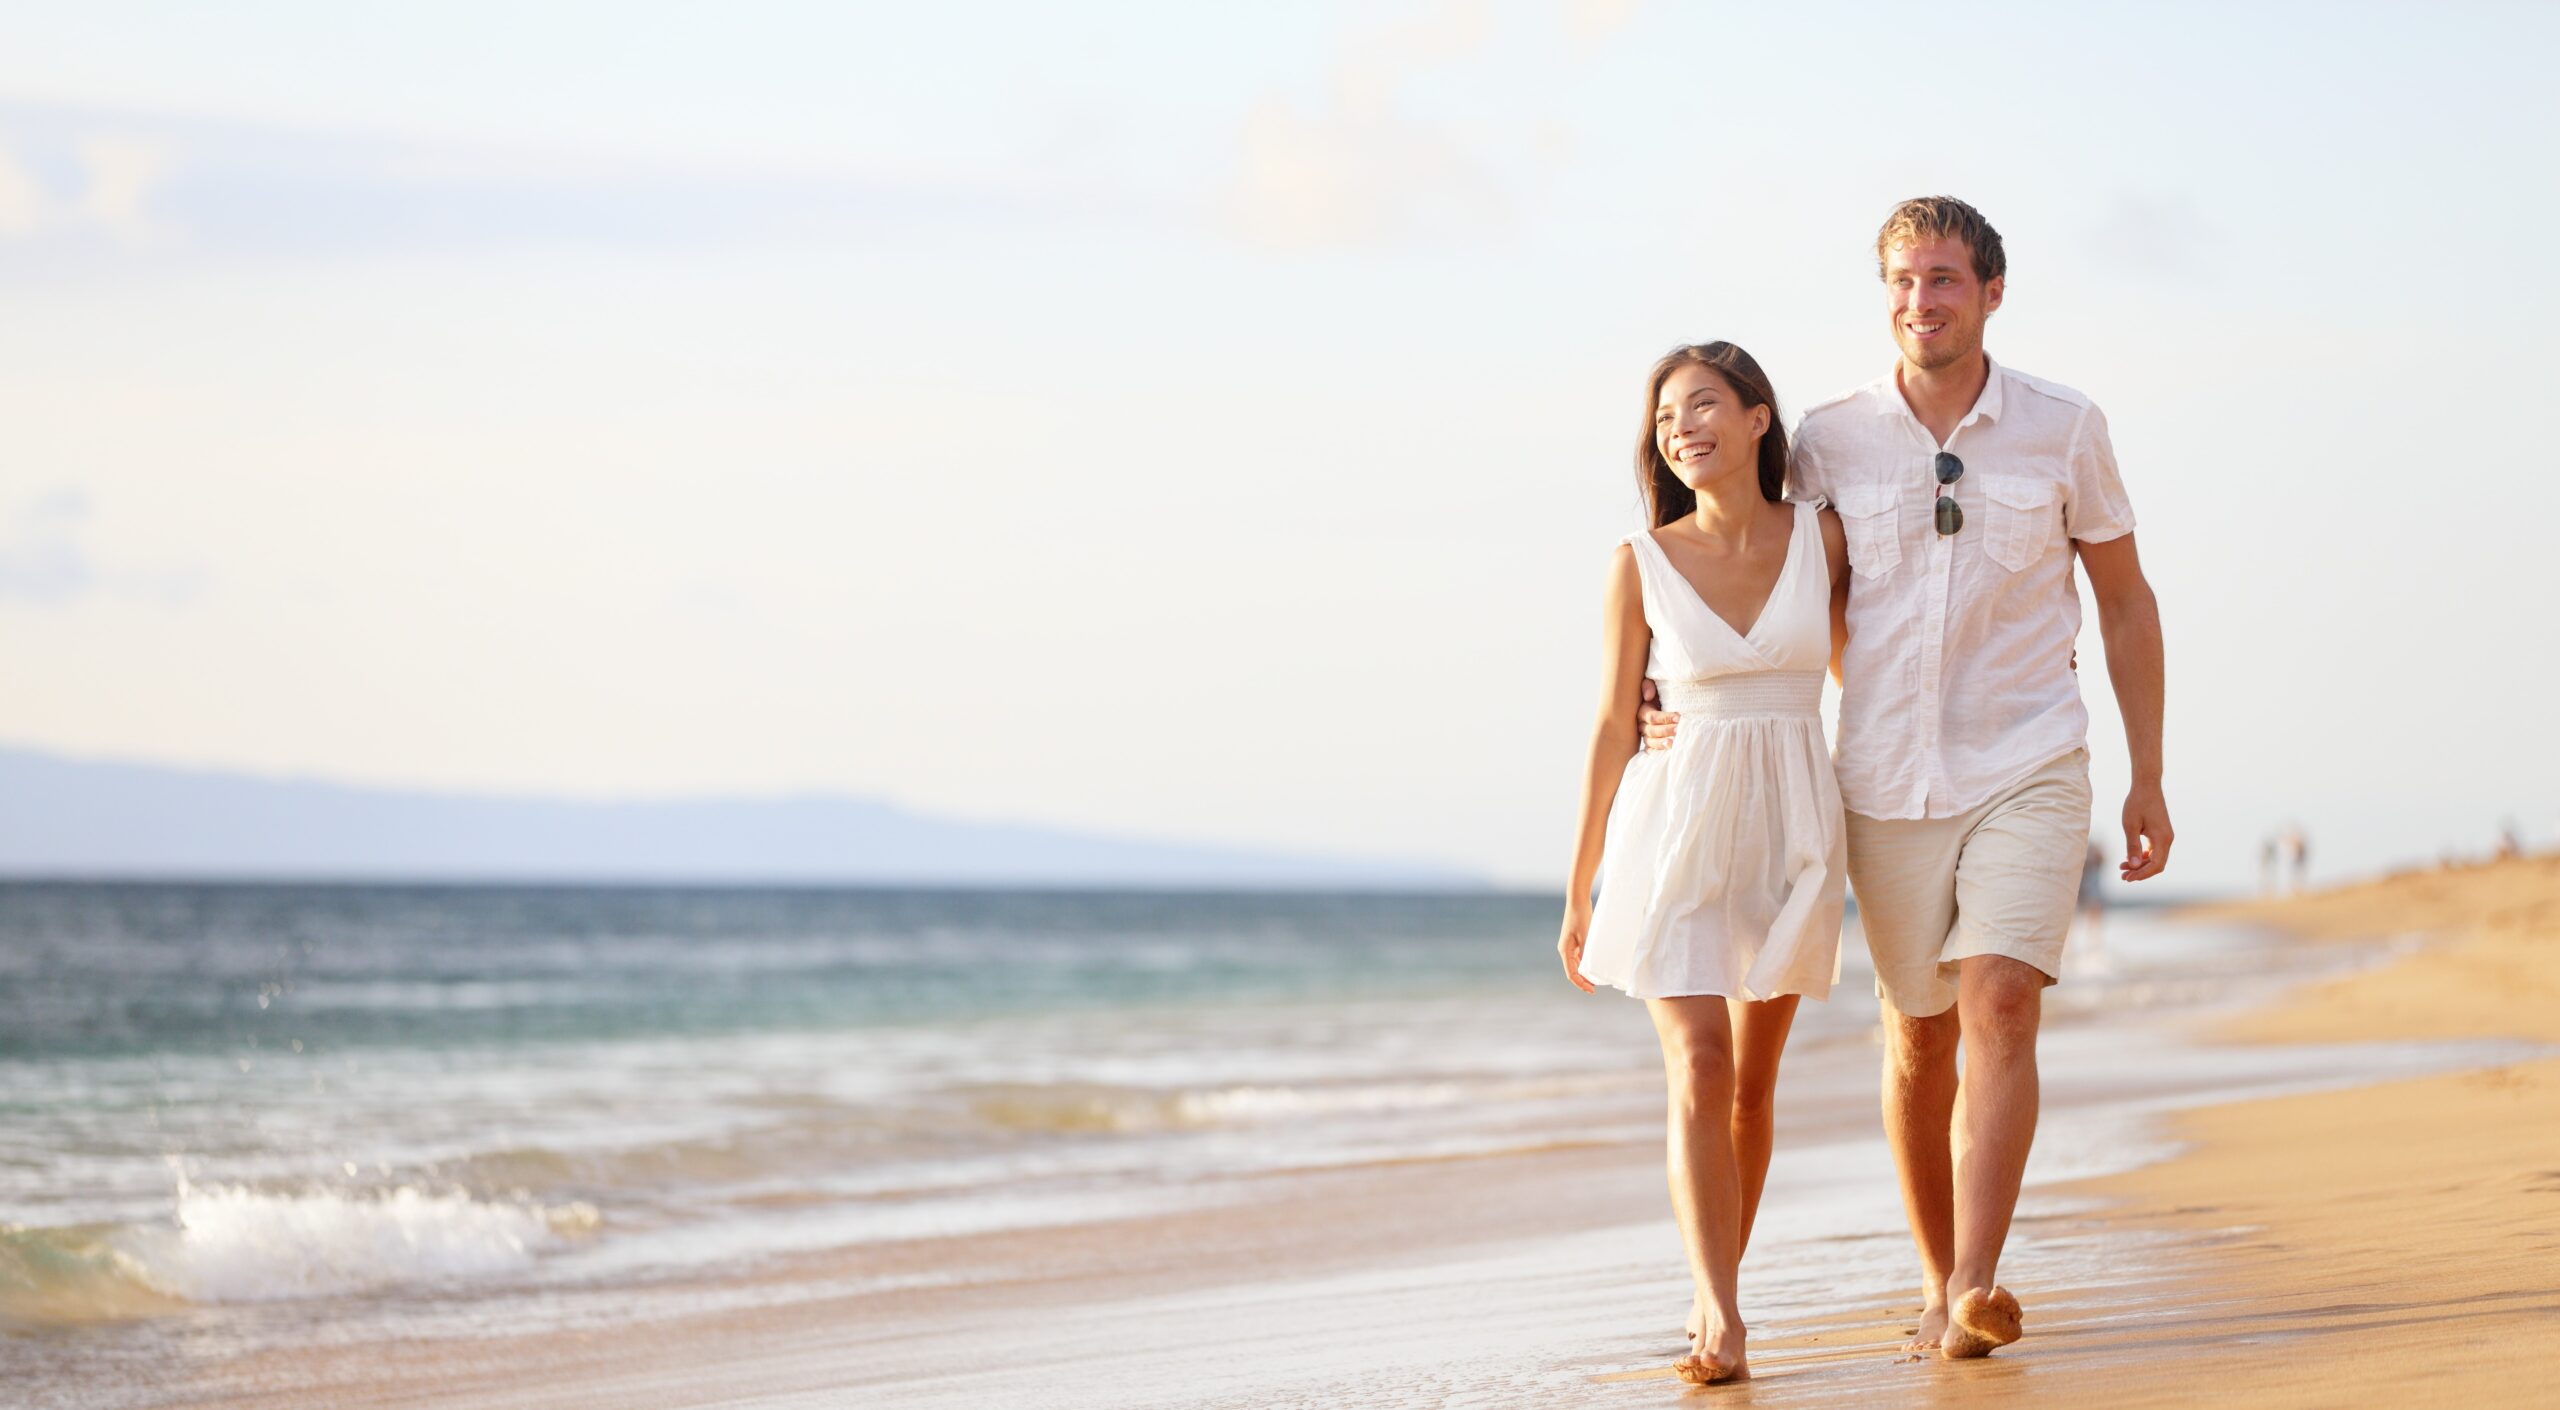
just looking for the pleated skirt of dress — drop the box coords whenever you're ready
[1577,714,1846,1001]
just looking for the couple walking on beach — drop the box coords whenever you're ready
[1557,196,2171,1384]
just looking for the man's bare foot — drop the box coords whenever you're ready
[1675,1311,1749,1385]
[1672,1355,1749,1385]
[1940,1286,2022,1359]
[1901,1302,1949,1357]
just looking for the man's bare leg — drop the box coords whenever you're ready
[1882,999,1960,1354]
[1646,996,1749,1383]
[1940,954,2044,1358]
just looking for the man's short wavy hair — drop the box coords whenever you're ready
[1875,196,2006,284]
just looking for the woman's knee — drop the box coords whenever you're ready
[1729,1063,1778,1125]
[1664,1035,1737,1105]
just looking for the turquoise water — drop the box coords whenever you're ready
[0,884,1564,1058]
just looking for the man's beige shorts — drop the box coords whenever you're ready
[1846,749,2093,1018]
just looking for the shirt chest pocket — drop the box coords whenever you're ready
[1833,485,1903,580]
[1978,474,2061,572]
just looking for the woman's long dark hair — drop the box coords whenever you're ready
[1635,342,1787,527]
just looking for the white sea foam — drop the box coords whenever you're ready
[109,1177,598,1305]
[1172,1080,1468,1125]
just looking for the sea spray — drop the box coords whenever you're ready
[2,1163,600,1323]
[135,1166,600,1304]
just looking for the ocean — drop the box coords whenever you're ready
[0,886,1627,1390]
[0,883,2511,1408]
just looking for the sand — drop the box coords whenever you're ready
[2042,852,2560,1406]
[79,856,2560,1407]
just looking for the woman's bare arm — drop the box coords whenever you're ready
[1557,545,1652,990]
[1820,507,1850,685]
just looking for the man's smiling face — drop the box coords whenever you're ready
[1881,234,2003,371]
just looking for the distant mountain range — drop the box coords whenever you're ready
[0,745,1482,889]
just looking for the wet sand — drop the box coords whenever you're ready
[71,859,2560,1407]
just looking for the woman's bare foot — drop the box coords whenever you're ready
[1940,1285,2022,1359]
[1901,1301,1949,1357]
[1675,1321,1750,1385]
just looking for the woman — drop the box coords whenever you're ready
[1556,342,1851,1384]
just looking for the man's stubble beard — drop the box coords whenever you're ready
[1899,299,1989,373]
[1899,328,1981,373]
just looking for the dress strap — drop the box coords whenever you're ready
[1621,528,1664,583]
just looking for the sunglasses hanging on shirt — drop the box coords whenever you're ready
[1934,452,1964,536]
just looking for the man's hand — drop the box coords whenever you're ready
[1637,678,1680,753]
[2078,534,2168,881]
[2121,781,2173,881]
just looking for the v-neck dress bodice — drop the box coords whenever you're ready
[1578,500,1847,1001]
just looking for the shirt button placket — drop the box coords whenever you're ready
[1919,452,1953,815]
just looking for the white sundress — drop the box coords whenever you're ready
[1578,500,1848,1001]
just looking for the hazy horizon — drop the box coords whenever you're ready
[0,741,1485,889]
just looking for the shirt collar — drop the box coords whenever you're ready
[1971,354,2005,424]
[1871,353,2005,428]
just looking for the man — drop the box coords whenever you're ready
[1639,196,2170,1359]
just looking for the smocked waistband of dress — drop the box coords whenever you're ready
[1656,670,1823,718]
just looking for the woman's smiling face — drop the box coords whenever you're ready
[1655,362,1768,491]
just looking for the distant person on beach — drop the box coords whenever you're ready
[2074,838,2108,960]
[2276,823,2309,893]
[1557,341,1852,1385]
[1639,197,2171,1361]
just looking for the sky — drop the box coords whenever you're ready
[1,0,2554,893]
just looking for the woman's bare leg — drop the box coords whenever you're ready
[1688,994,1799,1343]
[1647,995,1748,1382]
[1729,994,1800,1256]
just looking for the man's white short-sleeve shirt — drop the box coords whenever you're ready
[1790,356,2135,821]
